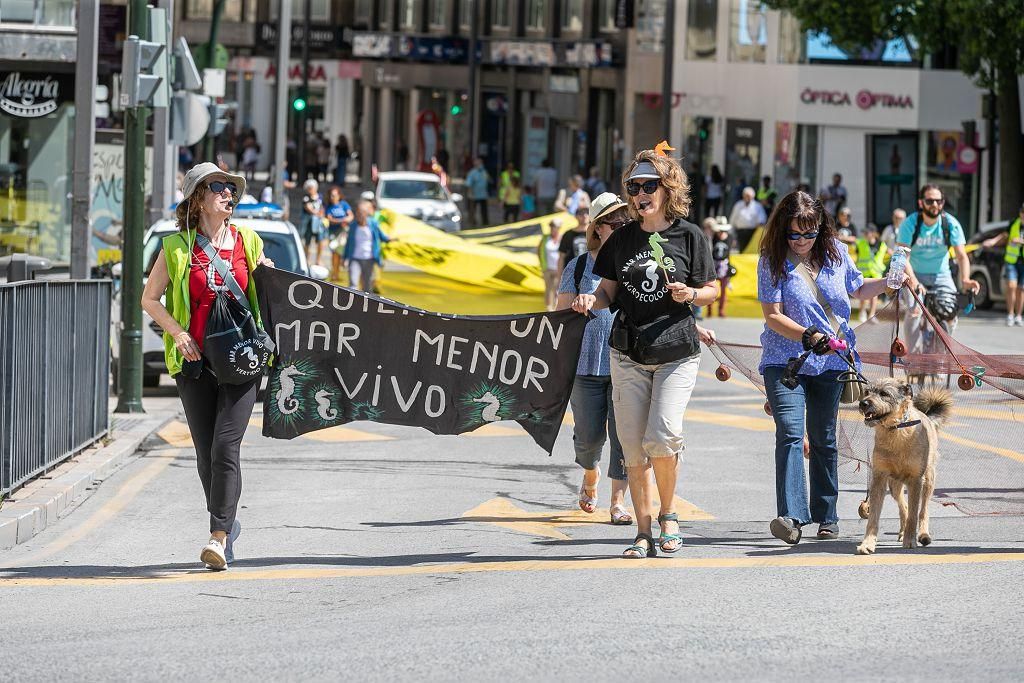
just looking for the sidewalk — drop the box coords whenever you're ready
[0,401,180,550]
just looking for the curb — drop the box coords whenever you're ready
[0,412,178,551]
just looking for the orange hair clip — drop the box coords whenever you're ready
[654,140,675,157]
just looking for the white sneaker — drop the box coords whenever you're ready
[1015,315,1023,326]
[1008,315,1015,327]
[200,537,227,570]
[858,309,868,322]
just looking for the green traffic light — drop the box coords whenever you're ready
[292,98,307,112]
[698,129,708,140]
[450,104,463,116]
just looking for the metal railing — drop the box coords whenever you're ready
[0,279,111,497]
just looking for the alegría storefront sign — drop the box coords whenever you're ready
[0,71,73,118]
[800,88,913,110]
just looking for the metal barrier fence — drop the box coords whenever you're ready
[0,280,111,497]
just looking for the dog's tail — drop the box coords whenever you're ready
[914,387,954,427]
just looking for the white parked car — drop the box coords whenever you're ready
[110,203,328,387]
[374,171,463,232]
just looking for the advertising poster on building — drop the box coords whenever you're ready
[870,134,917,227]
[90,132,153,267]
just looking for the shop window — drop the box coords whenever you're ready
[724,118,762,199]
[0,100,75,262]
[430,0,448,28]
[596,0,618,30]
[728,0,766,63]
[561,0,583,32]
[777,11,805,64]
[526,0,548,31]
[686,0,717,61]
[270,0,329,23]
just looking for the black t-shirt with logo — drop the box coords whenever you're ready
[558,229,588,262]
[593,218,715,327]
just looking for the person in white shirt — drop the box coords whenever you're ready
[728,186,767,251]
[539,217,563,310]
[880,208,906,251]
[533,159,559,216]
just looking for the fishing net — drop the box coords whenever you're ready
[708,289,1024,516]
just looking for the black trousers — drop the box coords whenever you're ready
[176,368,260,533]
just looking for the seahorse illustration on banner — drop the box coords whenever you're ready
[276,364,304,415]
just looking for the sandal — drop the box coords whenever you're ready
[816,522,840,540]
[623,533,657,559]
[610,504,633,526]
[578,481,598,514]
[657,513,683,553]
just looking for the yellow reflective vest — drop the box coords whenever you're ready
[855,237,887,278]
[1004,218,1022,264]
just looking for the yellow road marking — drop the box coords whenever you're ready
[4,550,1024,587]
[938,432,1024,464]
[950,405,1024,422]
[302,426,393,442]
[562,412,575,426]
[461,496,713,540]
[686,409,774,432]
[156,420,193,448]
[0,451,180,569]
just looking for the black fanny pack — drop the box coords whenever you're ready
[609,309,699,365]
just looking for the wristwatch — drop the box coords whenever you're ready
[687,288,698,304]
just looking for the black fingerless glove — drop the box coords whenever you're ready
[801,325,821,351]
[811,334,832,356]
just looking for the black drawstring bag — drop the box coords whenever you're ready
[196,233,274,385]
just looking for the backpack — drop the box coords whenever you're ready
[910,211,951,248]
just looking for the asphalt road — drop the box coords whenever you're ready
[2,316,1023,681]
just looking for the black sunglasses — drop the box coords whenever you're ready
[625,179,660,196]
[922,197,944,206]
[208,180,238,196]
[599,219,627,230]
[787,231,819,241]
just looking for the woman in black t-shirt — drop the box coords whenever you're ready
[572,149,718,559]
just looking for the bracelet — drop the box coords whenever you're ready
[688,289,698,304]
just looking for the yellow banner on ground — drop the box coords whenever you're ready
[383,212,550,293]
[457,212,579,252]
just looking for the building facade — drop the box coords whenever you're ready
[351,0,633,191]
[661,0,1022,235]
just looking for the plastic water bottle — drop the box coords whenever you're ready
[887,247,908,289]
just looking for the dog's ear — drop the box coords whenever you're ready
[900,383,914,397]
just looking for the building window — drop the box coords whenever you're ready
[378,0,394,29]
[354,0,373,25]
[728,0,767,63]
[187,0,241,22]
[458,0,472,29]
[597,0,618,31]
[561,0,583,31]
[492,0,510,28]
[398,0,416,29]
[635,0,666,53]
[526,0,548,30]
[430,0,448,28]
[0,0,76,26]
[686,0,717,60]
[777,11,805,64]
[270,0,329,23]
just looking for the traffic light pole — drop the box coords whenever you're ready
[115,0,150,414]
[272,0,291,203]
[296,0,311,183]
[202,0,226,163]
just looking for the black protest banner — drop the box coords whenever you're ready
[255,267,587,453]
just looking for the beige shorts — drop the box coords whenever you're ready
[609,350,701,468]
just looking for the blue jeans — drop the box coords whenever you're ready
[762,366,843,525]
[569,375,626,481]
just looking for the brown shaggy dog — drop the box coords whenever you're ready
[855,378,953,555]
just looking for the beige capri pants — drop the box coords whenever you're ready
[609,349,701,468]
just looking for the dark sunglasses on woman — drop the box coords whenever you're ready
[625,179,660,196]
[786,231,819,241]
[600,219,628,230]
[208,180,238,196]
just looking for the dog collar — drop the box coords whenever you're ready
[890,409,921,430]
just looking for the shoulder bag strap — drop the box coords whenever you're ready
[573,255,588,294]
[790,260,844,340]
[195,232,250,311]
